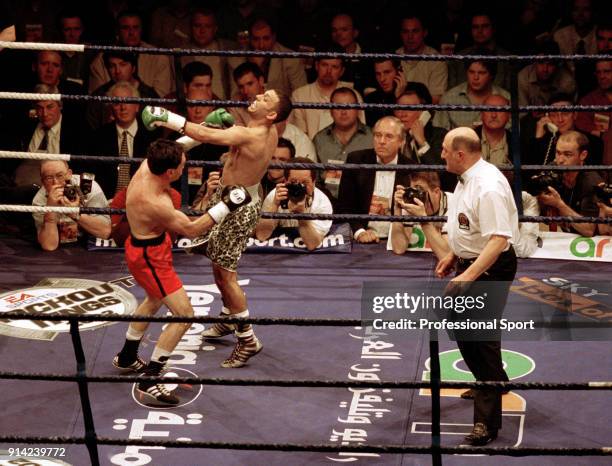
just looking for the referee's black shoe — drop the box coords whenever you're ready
[464,423,498,446]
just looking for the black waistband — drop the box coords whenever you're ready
[130,232,166,247]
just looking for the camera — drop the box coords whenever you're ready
[595,183,612,205]
[286,182,307,202]
[63,181,80,202]
[403,186,428,205]
[80,173,95,196]
[281,182,308,209]
[527,171,562,196]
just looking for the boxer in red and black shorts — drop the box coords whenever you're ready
[125,232,182,299]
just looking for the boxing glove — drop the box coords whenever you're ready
[142,106,186,132]
[204,108,235,129]
[207,185,251,223]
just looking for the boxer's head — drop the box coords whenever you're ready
[147,139,186,182]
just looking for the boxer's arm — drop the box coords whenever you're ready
[157,204,216,238]
[183,121,253,147]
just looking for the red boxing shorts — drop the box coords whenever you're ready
[125,232,182,299]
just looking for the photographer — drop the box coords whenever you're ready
[597,183,612,236]
[33,160,110,251]
[535,131,603,237]
[255,157,333,251]
[390,171,451,258]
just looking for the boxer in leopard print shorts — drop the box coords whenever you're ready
[144,89,292,368]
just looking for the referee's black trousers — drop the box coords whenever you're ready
[455,246,517,431]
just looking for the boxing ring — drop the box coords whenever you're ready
[0,41,611,465]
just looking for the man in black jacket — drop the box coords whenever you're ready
[90,81,159,198]
[338,116,411,243]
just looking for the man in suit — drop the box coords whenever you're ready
[13,84,86,188]
[338,116,412,243]
[90,81,159,198]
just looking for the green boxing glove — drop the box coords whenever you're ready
[142,106,186,132]
[204,108,235,129]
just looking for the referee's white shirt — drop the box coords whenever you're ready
[446,158,519,259]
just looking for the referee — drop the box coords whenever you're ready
[436,127,519,446]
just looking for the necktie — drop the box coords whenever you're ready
[38,128,49,151]
[116,130,131,193]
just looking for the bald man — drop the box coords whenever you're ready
[436,127,520,446]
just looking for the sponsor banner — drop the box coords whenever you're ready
[530,232,612,262]
[88,223,353,254]
[245,223,352,254]
[0,277,137,341]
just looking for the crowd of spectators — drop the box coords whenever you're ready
[0,0,609,252]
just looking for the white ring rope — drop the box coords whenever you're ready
[0,151,70,161]
[0,92,61,101]
[0,205,80,214]
[0,41,84,52]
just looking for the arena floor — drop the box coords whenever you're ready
[0,235,610,466]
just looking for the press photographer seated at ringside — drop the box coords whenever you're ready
[532,131,603,237]
[597,183,612,236]
[390,171,451,258]
[255,157,333,251]
[33,160,111,251]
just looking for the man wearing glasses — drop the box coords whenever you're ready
[32,160,111,251]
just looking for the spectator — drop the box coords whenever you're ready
[518,40,576,108]
[274,118,316,161]
[575,60,611,165]
[390,171,451,258]
[229,61,266,126]
[394,83,447,166]
[180,8,239,100]
[364,59,406,126]
[169,87,226,204]
[30,50,84,121]
[597,186,612,235]
[33,160,111,251]
[165,61,214,114]
[256,157,333,251]
[476,95,513,166]
[395,12,447,103]
[260,137,294,199]
[13,84,86,188]
[149,0,192,48]
[448,11,511,91]
[246,16,307,97]
[536,131,603,237]
[527,94,603,165]
[575,22,612,97]
[553,0,597,57]
[329,12,371,93]
[314,87,373,199]
[56,9,91,88]
[338,116,412,243]
[290,55,365,139]
[230,62,315,159]
[88,10,174,97]
[0,0,15,43]
[90,82,160,198]
[87,51,159,130]
[433,57,510,130]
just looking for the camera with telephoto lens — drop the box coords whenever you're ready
[80,173,95,196]
[527,171,562,196]
[403,186,428,205]
[595,183,612,205]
